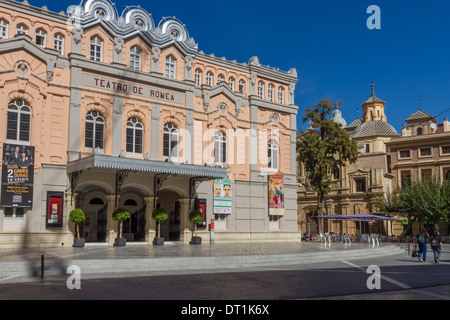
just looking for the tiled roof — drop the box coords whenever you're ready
[362,95,386,105]
[352,120,399,139]
[345,119,361,129]
[406,110,435,122]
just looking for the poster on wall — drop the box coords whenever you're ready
[269,172,285,216]
[213,166,232,215]
[1,144,35,208]
[46,192,63,228]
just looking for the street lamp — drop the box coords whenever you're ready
[356,202,363,235]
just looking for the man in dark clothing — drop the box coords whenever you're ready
[430,232,443,264]
[417,229,429,263]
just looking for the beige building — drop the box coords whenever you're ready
[0,0,300,248]
[297,84,402,236]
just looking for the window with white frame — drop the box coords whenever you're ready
[214,131,227,165]
[165,55,176,79]
[258,81,264,99]
[217,74,224,85]
[268,84,274,102]
[163,123,178,159]
[239,80,245,95]
[228,77,235,91]
[268,140,279,170]
[35,29,46,47]
[16,24,28,35]
[0,19,8,39]
[126,117,143,155]
[7,100,31,143]
[206,72,213,86]
[130,46,141,70]
[53,34,64,54]
[278,87,284,104]
[85,111,104,151]
[90,36,103,61]
[195,69,202,87]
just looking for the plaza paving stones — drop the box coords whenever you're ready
[0,241,405,280]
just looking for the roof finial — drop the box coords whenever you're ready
[371,81,375,97]
[419,96,422,111]
[356,106,359,120]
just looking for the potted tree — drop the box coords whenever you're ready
[69,208,86,247]
[112,208,131,246]
[152,207,168,245]
[189,209,203,244]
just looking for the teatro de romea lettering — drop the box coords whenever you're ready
[0,0,299,248]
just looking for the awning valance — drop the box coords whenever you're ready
[67,155,228,179]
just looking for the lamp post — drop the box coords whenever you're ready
[356,202,363,235]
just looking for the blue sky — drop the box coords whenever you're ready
[25,0,450,132]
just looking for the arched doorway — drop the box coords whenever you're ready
[119,193,146,242]
[81,193,107,242]
[157,190,180,241]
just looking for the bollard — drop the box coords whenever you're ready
[41,254,44,280]
[210,219,214,243]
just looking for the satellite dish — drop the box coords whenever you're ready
[430,123,437,130]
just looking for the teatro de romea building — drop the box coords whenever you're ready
[0,0,299,248]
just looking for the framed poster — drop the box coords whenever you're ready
[213,178,232,215]
[1,144,35,208]
[46,192,63,228]
[269,172,285,216]
[195,198,207,229]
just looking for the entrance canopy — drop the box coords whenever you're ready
[67,154,228,207]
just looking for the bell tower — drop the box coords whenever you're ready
[361,82,387,122]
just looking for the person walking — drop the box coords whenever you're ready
[430,232,443,264]
[417,229,429,263]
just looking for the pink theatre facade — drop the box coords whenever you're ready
[0,0,299,248]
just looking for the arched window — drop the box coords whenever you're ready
[239,80,245,96]
[214,131,227,165]
[7,100,31,142]
[165,55,175,79]
[163,123,178,158]
[130,46,141,71]
[126,117,143,155]
[228,77,235,91]
[195,69,202,87]
[90,36,103,61]
[217,74,224,85]
[206,72,213,86]
[35,29,46,47]
[417,127,423,135]
[53,34,64,54]
[278,87,284,104]
[85,111,104,151]
[258,81,264,99]
[16,24,28,35]
[268,140,279,170]
[0,19,8,39]
[268,84,274,102]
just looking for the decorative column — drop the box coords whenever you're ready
[144,196,156,244]
[179,198,191,244]
[105,195,118,245]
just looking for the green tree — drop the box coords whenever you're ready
[69,208,86,239]
[189,210,203,237]
[152,207,168,238]
[297,98,358,231]
[112,208,131,239]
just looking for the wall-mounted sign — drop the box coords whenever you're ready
[1,144,34,208]
[213,178,232,215]
[269,172,284,216]
[82,74,185,104]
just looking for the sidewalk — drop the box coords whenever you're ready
[0,241,405,280]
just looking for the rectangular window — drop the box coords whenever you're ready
[85,122,94,149]
[421,169,432,180]
[420,148,432,157]
[401,170,411,186]
[399,150,411,158]
[355,178,366,192]
[19,113,30,141]
[441,146,450,155]
[7,112,18,140]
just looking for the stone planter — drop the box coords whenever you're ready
[153,237,164,245]
[73,238,85,247]
[114,238,127,246]
[190,236,202,245]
